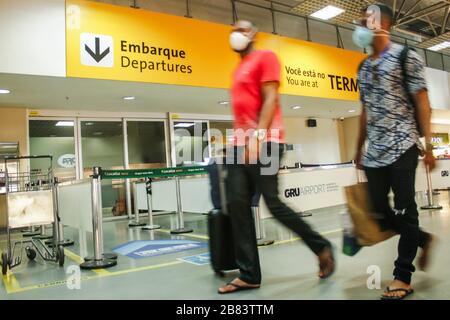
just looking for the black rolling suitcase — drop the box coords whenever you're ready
[206,162,238,276]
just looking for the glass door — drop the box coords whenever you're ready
[126,120,168,170]
[125,119,169,218]
[79,119,126,218]
[29,119,77,182]
[208,120,234,157]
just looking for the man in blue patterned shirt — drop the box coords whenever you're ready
[354,4,436,300]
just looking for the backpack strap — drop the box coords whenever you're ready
[399,45,424,137]
[399,45,412,88]
[357,58,367,75]
[399,46,415,106]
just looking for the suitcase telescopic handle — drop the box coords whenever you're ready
[217,164,229,215]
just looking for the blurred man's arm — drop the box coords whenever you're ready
[405,49,435,170]
[257,81,279,130]
[355,106,367,169]
[413,89,436,170]
[245,81,279,164]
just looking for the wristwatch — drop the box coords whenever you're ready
[425,142,434,152]
[253,129,266,141]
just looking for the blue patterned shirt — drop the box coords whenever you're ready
[358,43,427,168]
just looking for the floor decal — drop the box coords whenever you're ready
[113,240,207,259]
[177,252,210,266]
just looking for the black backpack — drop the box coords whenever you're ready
[358,46,424,137]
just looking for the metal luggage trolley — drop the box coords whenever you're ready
[1,155,65,275]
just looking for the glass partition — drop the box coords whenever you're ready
[80,120,126,218]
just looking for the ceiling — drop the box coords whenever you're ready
[290,0,450,54]
[0,73,360,119]
[92,1,450,54]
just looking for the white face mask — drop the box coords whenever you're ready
[229,31,251,52]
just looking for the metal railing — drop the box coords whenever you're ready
[231,0,450,71]
[121,0,449,71]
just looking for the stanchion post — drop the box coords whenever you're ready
[129,181,145,227]
[170,176,193,234]
[253,206,274,246]
[23,225,40,237]
[142,178,161,230]
[421,165,443,210]
[33,224,53,240]
[253,206,263,240]
[81,167,117,269]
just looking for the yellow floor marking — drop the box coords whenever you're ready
[156,228,209,240]
[156,227,342,246]
[63,249,84,264]
[92,268,111,275]
[63,248,111,275]
[2,228,344,295]
[2,272,23,294]
[4,260,184,295]
[99,260,184,277]
[3,275,94,294]
[266,228,343,247]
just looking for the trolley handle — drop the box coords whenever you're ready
[4,155,53,170]
[5,155,53,162]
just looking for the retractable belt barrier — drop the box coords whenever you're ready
[99,166,208,180]
[100,166,208,234]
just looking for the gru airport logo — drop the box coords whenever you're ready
[80,33,114,68]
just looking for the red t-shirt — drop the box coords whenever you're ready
[231,50,285,146]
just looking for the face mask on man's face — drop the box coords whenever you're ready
[229,31,252,52]
[352,26,390,49]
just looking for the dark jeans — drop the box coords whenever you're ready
[364,146,430,284]
[226,143,331,284]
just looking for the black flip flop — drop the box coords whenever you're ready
[218,282,260,295]
[380,287,414,300]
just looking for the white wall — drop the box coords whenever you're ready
[342,116,360,163]
[284,117,342,164]
[0,0,66,77]
[340,118,450,164]
[431,124,450,137]
[425,68,450,110]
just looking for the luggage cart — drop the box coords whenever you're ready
[1,155,64,275]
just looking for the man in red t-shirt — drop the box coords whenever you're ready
[218,20,335,294]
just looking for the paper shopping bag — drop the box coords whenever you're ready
[344,183,396,248]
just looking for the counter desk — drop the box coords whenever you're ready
[135,159,449,219]
[416,159,450,192]
[135,164,359,219]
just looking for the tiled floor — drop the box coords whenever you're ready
[1,191,449,300]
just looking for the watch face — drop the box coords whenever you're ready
[258,130,266,141]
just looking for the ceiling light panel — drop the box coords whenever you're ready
[292,0,377,25]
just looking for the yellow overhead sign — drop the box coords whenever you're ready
[66,0,365,101]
